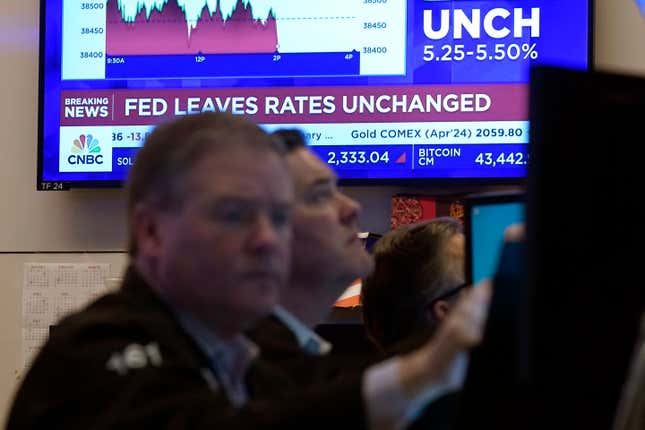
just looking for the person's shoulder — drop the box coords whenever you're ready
[53,287,169,344]
[8,287,228,430]
[43,284,200,374]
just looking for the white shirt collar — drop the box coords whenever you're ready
[272,306,333,355]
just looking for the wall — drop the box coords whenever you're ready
[0,2,128,254]
[2,0,644,421]
[595,0,645,75]
[0,1,129,420]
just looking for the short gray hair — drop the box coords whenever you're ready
[125,111,286,255]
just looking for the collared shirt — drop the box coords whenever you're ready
[272,305,333,355]
[171,307,259,408]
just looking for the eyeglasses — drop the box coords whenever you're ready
[426,282,470,308]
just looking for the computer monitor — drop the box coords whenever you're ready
[463,190,525,285]
[526,65,645,430]
[454,236,532,430]
[454,65,645,430]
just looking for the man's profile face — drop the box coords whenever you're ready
[287,147,373,287]
[150,145,293,332]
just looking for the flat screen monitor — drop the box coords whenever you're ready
[455,237,530,430]
[463,190,525,285]
[524,65,645,430]
[37,0,591,189]
[455,66,645,430]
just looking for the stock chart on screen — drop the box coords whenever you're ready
[39,0,590,188]
[62,0,405,79]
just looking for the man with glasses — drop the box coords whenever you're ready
[360,217,470,430]
[362,217,469,355]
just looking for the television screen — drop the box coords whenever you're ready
[38,0,590,189]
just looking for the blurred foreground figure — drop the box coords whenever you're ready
[7,116,491,430]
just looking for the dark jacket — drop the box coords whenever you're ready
[6,266,367,429]
[248,315,377,387]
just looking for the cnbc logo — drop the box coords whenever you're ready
[68,134,103,165]
[638,0,645,17]
[59,128,112,172]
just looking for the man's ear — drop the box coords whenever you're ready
[131,203,164,258]
[427,299,450,322]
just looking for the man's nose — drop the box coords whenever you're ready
[247,213,287,253]
[338,192,361,225]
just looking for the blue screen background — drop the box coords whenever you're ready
[470,201,524,284]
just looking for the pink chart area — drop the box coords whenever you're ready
[106,0,278,56]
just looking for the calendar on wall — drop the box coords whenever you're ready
[22,263,112,368]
